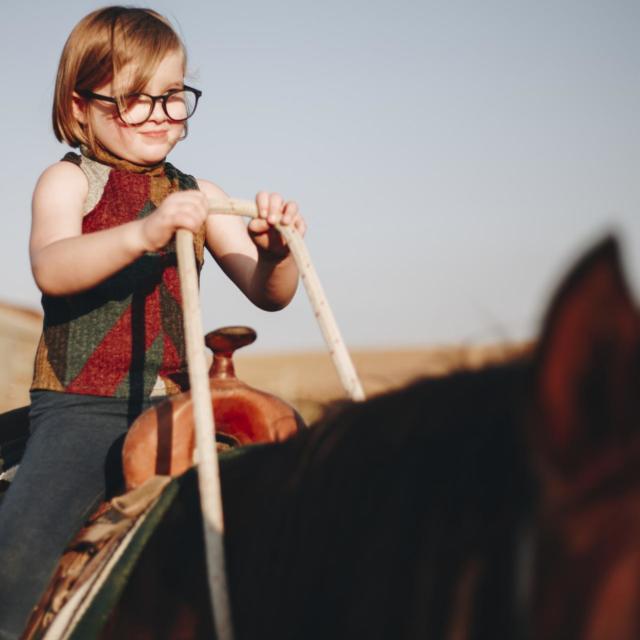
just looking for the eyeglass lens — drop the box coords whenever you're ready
[120,89,198,125]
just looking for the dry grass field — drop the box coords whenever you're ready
[0,301,530,423]
[235,342,531,423]
[0,303,43,412]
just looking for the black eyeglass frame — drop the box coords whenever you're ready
[77,85,202,125]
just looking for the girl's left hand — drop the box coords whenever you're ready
[248,192,307,259]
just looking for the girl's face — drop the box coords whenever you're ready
[77,49,187,165]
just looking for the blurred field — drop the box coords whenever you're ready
[0,302,530,423]
[0,302,42,412]
[236,342,531,423]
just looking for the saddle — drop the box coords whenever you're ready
[19,326,303,639]
[122,326,304,490]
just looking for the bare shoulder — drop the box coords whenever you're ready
[196,178,227,199]
[31,161,89,251]
[33,160,88,206]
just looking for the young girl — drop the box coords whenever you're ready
[0,7,306,638]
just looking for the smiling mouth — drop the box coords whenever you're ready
[139,130,169,138]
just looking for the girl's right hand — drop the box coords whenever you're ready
[140,190,209,252]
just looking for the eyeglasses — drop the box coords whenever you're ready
[77,85,202,125]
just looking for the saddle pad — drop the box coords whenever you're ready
[22,475,175,640]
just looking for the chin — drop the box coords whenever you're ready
[141,151,170,164]
[148,138,179,154]
[134,143,176,165]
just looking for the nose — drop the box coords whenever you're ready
[148,98,168,123]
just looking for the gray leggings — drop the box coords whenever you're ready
[0,390,164,640]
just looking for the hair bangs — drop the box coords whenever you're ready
[111,9,184,98]
[52,7,187,154]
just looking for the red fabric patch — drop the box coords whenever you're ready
[162,264,182,304]
[160,331,182,374]
[144,287,162,349]
[67,306,133,394]
[83,172,150,233]
[67,288,162,395]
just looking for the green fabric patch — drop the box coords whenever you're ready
[113,332,165,398]
[64,296,132,384]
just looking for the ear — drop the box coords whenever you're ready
[530,236,640,477]
[71,91,87,125]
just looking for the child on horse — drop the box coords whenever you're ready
[0,7,305,638]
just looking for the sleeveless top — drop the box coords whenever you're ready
[30,148,207,401]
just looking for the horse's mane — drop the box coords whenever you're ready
[221,359,536,639]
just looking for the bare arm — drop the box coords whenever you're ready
[30,162,208,296]
[198,180,306,311]
[30,162,146,296]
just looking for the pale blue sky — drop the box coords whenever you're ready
[2,1,639,351]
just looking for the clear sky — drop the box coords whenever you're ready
[2,1,639,352]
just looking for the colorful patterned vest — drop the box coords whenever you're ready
[31,148,206,402]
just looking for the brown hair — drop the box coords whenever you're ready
[53,6,186,155]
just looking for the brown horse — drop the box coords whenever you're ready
[71,236,640,639]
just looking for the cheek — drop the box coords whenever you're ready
[92,112,129,138]
[111,122,144,148]
[168,123,186,143]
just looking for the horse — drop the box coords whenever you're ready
[28,236,640,639]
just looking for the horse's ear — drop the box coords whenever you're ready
[530,236,640,477]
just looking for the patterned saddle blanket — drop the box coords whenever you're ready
[21,475,176,640]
